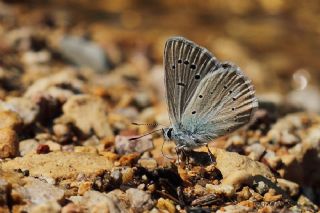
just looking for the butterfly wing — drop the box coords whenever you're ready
[180,62,258,143]
[164,37,219,126]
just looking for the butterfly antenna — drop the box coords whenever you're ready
[129,128,162,141]
[131,122,166,127]
[161,139,175,160]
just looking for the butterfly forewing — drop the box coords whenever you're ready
[164,37,219,126]
[181,63,258,142]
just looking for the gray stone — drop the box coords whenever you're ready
[60,36,109,72]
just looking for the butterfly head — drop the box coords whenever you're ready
[162,127,173,141]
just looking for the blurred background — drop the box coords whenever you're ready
[1,0,320,112]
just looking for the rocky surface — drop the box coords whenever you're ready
[0,1,320,212]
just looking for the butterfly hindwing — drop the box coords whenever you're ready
[181,63,258,142]
[164,37,219,126]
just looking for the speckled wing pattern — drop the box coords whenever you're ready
[164,37,258,142]
[164,37,218,127]
[181,63,258,142]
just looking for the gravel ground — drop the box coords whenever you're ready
[0,1,320,212]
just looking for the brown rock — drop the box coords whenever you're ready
[0,111,23,130]
[61,95,113,138]
[36,144,50,154]
[0,127,18,158]
[0,179,10,212]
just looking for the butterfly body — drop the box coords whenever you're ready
[163,125,208,149]
[163,37,258,149]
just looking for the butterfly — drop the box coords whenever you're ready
[162,37,258,151]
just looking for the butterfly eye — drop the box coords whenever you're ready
[178,59,182,63]
[192,111,196,114]
[199,95,203,98]
[184,60,189,65]
[232,107,235,111]
[190,64,196,69]
[222,64,230,68]
[172,65,176,69]
[195,74,200,80]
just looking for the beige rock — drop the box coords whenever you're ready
[262,150,281,169]
[126,188,154,212]
[74,146,97,154]
[15,177,64,204]
[61,203,82,213]
[0,111,23,130]
[206,184,235,197]
[222,170,253,190]
[0,127,18,158]
[19,139,38,156]
[115,135,153,154]
[70,190,129,213]
[297,195,318,211]
[156,198,176,213]
[209,147,274,184]
[28,201,61,213]
[217,204,251,213]
[61,95,113,138]
[24,70,84,102]
[277,178,299,197]
[1,97,39,125]
[1,152,112,188]
[245,143,265,161]
[42,141,61,152]
[138,158,157,170]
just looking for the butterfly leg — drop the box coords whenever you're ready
[206,144,214,164]
[175,146,181,164]
[176,145,190,167]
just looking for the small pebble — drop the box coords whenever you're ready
[36,144,50,154]
[263,189,282,202]
[19,139,38,156]
[206,184,235,197]
[156,198,176,213]
[126,188,154,212]
[115,135,153,154]
[138,158,157,170]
